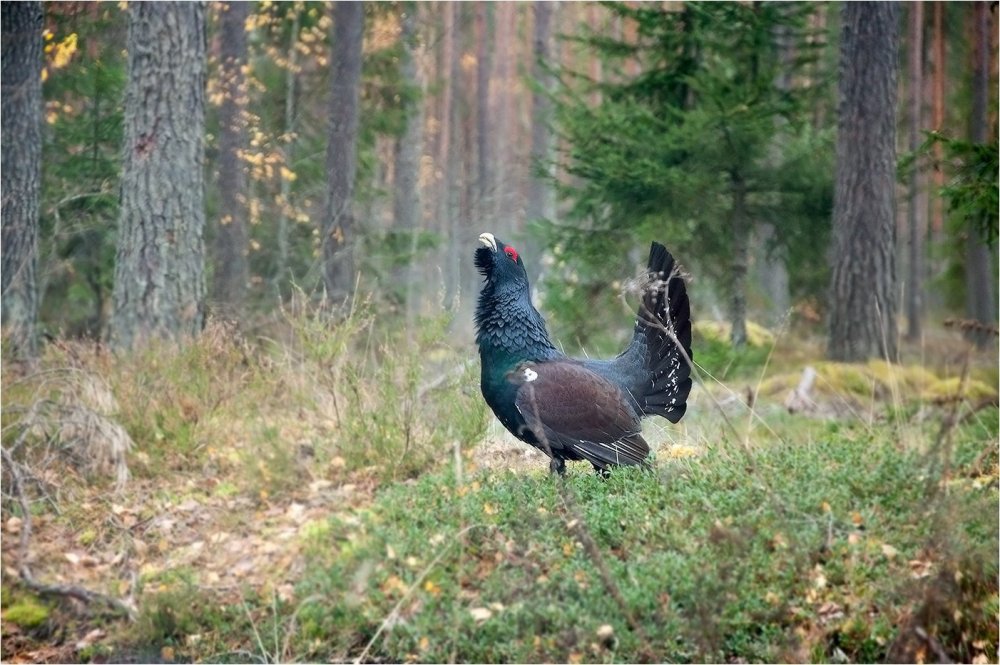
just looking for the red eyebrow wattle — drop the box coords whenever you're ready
[505,246,519,261]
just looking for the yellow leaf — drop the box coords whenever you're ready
[418,636,429,651]
[482,502,497,515]
[820,501,831,513]
[850,511,863,526]
[280,166,297,182]
[881,544,898,560]
[160,646,175,662]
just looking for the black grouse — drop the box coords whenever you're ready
[474,232,693,475]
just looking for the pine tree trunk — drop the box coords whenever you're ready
[111,2,208,350]
[906,1,926,342]
[525,0,555,274]
[321,1,364,303]
[930,1,945,236]
[729,173,750,349]
[274,8,301,295]
[475,1,493,212]
[393,2,424,324]
[212,0,250,312]
[437,3,460,305]
[1,1,43,359]
[964,0,998,348]
[828,2,900,362]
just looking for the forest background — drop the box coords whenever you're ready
[1,2,998,663]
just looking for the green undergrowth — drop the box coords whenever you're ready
[1,298,488,495]
[287,416,997,664]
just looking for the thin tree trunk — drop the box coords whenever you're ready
[393,2,424,324]
[930,1,945,236]
[275,6,300,295]
[964,0,998,348]
[321,1,364,304]
[492,2,515,228]
[525,0,555,276]
[827,2,900,362]
[111,2,208,349]
[729,173,750,349]
[475,1,493,212]
[1,1,43,358]
[212,0,251,312]
[436,2,456,305]
[906,1,925,342]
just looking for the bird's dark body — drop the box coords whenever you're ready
[474,234,693,474]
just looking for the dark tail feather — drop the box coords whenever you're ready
[633,242,693,423]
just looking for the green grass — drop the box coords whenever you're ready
[289,416,997,664]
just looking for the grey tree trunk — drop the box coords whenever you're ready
[475,1,493,211]
[524,1,555,273]
[392,2,424,323]
[212,0,250,312]
[905,1,926,343]
[1,1,43,359]
[729,173,750,349]
[828,2,900,362]
[111,2,208,350]
[274,8,300,295]
[964,1,997,348]
[321,1,364,304]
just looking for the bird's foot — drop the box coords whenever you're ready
[549,457,566,476]
[593,464,611,480]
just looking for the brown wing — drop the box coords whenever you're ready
[510,361,649,469]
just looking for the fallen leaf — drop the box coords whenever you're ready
[596,624,614,640]
[469,607,492,623]
[882,544,898,560]
[161,646,175,662]
[908,559,933,578]
[6,517,23,534]
[75,628,105,650]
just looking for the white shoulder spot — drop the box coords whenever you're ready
[523,367,538,382]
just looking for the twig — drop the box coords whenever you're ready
[354,523,491,664]
[914,626,953,664]
[522,386,655,661]
[1,445,137,621]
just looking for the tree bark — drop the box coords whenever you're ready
[275,7,301,294]
[393,2,424,323]
[475,1,493,211]
[212,0,250,312]
[321,1,364,303]
[827,2,900,362]
[525,1,555,273]
[964,0,998,348]
[906,1,925,342]
[729,173,750,349]
[111,2,208,350]
[1,1,43,358]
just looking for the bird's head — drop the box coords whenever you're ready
[475,232,528,292]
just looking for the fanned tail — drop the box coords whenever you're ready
[632,242,693,423]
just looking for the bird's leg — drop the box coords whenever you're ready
[593,464,611,480]
[549,457,566,476]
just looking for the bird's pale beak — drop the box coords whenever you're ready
[478,232,498,253]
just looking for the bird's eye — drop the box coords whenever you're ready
[504,246,519,262]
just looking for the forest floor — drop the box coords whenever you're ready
[1,323,998,664]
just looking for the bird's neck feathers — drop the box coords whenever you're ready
[475,280,559,367]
